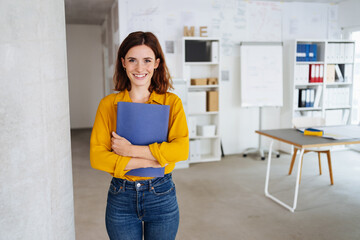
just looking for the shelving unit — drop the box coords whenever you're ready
[281,39,355,152]
[170,78,190,169]
[182,37,221,164]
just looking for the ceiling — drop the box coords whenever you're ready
[64,0,349,25]
[65,0,115,25]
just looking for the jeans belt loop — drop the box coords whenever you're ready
[122,179,126,192]
[149,179,153,192]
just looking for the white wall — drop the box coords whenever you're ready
[338,0,360,29]
[66,24,104,129]
[117,0,341,155]
[1,0,75,239]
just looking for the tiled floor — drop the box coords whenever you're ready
[72,129,360,240]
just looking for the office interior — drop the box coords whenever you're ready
[2,0,360,239]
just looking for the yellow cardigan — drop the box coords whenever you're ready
[90,90,189,181]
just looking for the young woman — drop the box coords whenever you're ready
[90,31,189,240]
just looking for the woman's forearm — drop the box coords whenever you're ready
[124,157,161,170]
[129,145,157,161]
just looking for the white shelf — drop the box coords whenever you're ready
[281,39,355,154]
[188,85,219,90]
[325,82,352,86]
[174,160,189,169]
[296,61,325,64]
[189,154,222,164]
[188,111,219,116]
[183,37,221,164]
[190,135,220,140]
[325,106,351,110]
[326,61,354,64]
[295,83,323,87]
[185,62,219,65]
[183,36,220,41]
[295,107,322,111]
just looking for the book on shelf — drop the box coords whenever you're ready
[298,88,315,108]
[294,89,299,108]
[309,64,323,83]
[306,89,311,107]
[326,64,335,83]
[299,89,306,107]
[342,109,350,124]
[296,43,317,61]
[309,64,316,83]
[116,102,170,177]
[188,117,197,138]
[335,65,344,82]
[345,43,354,63]
[343,64,353,82]
[211,41,219,63]
[325,87,350,107]
[339,43,345,62]
[313,86,322,108]
[327,42,354,63]
[319,65,324,82]
[310,88,315,107]
[189,139,201,161]
[326,43,335,62]
[296,44,306,61]
[309,44,317,61]
[295,65,309,84]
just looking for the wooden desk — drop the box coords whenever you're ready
[256,127,360,212]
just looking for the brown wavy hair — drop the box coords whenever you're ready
[113,31,173,94]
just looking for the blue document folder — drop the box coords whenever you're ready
[116,102,170,177]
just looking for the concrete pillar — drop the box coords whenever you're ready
[0,0,75,239]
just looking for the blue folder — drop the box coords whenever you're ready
[116,102,170,177]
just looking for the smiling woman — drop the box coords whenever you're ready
[113,32,173,95]
[90,31,189,240]
[120,45,160,96]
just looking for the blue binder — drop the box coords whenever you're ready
[309,44,317,61]
[116,102,170,177]
[296,44,307,62]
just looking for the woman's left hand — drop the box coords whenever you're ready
[111,132,132,157]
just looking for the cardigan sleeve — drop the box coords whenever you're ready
[90,99,131,178]
[149,97,189,166]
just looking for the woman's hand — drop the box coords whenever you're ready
[111,132,132,157]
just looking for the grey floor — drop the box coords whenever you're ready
[71,129,360,240]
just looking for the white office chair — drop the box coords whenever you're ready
[289,117,334,185]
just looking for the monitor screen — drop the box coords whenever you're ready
[185,40,211,62]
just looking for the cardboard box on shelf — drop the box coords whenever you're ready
[206,91,219,111]
[191,78,207,85]
[207,78,218,85]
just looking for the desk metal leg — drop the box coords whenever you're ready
[265,141,305,212]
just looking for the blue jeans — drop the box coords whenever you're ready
[105,173,179,240]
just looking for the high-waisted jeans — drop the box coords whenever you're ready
[105,173,179,240]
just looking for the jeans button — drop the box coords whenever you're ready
[136,183,141,188]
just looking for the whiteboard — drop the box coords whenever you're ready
[240,44,283,107]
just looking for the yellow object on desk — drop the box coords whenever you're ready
[304,128,323,137]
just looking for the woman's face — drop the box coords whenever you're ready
[121,44,160,90]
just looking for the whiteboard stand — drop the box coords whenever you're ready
[242,107,280,160]
[240,42,282,160]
